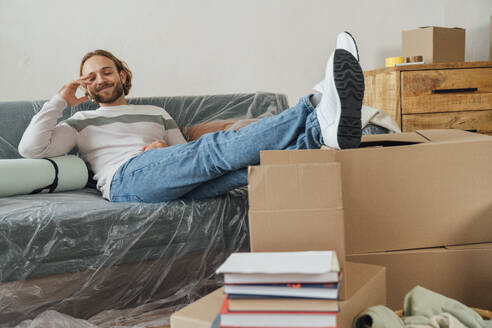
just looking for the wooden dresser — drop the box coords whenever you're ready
[363,61,492,135]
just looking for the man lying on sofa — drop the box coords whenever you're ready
[18,31,364,203]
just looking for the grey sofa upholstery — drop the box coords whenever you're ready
[0,92,288,327]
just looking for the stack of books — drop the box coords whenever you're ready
[216,251,341,328]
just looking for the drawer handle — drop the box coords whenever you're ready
[432,88,478,94]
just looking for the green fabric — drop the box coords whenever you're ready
[353,305,404,328]
[0,155,88,197]
[353,286,492,328]
[403,313,467,328]
[403,286,492,328]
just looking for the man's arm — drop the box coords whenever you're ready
[141,117,187,152]
[18,75,92,158]
[18,95,78,158]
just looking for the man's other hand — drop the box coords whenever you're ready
[58,74,94,107]
[142,140,168,152]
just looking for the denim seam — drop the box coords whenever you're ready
[111,194,145,202]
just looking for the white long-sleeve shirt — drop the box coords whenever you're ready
[18,94,187,200]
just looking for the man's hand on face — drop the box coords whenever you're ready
[142,140,168,152]
[58,74,94,107]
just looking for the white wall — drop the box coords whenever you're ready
[1,0,491,105]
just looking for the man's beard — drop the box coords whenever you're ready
[92,81,124,104]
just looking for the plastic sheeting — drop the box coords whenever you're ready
[0,92,391,327]
[2,189,249,328]
[0,93,287,328]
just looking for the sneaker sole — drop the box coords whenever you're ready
[334,49,364,149]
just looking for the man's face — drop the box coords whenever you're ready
[81,55,126,104]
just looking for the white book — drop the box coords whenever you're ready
[217,251,340,284]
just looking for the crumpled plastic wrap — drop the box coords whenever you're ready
[0,92,287,328]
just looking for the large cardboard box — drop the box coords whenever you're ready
[402,26,465,63]
[170,262,386,328]
[348,243,492,310]
[490,17,492,60]
[255,130,492,255]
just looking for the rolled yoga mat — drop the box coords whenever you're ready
[0,155,88,197]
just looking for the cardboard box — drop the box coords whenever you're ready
[170,262,386,328]
[402,26,465,63]
[248,161,348,299]
[248,162,345,261]
[254,130,492,255]
[490,17,492,60]
[348,243,492,310]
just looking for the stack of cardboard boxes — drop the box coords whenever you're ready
[253,129,492,309]
[171,128,492,327]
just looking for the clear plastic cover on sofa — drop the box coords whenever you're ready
[0,92,288,327]
[0,92,392,327]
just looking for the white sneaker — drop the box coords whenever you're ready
[336,31,359,61]
[313,32,359,93]
[315,32,364,149]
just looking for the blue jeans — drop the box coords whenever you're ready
[110,95,322,202]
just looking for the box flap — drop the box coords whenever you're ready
[359,132,427,148]
[342,262,385,297]
[418,26,466,31]
[360,130,492,148]
[362,132,427,143]
[170,287,225,328]
[445,242,492,250]
[416,129,492,142]
[338,262,386,327]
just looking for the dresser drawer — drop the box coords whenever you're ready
[402,110,492,135]
[401,68,492,114]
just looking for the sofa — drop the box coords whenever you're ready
[0,92,388,327]
[0,92,291,327]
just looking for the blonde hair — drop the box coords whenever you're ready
[79,49,133,96]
